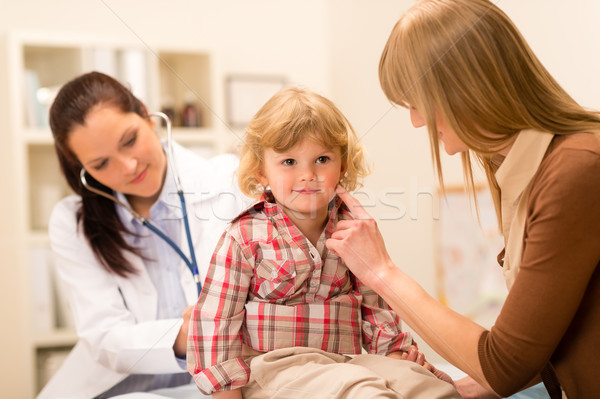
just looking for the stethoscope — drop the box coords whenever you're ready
[79,112,201,295]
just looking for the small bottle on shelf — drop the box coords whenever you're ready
[181,91,202,128]
[160,96,176,127]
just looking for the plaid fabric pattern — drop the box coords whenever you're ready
[188,193,412,394]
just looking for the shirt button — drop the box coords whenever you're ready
[310,280,318,287]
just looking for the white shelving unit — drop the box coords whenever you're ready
[4,30,234,397]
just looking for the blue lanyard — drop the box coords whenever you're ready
[141,191,201,295]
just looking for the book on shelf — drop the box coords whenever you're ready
[23,69,44,128]
[23,69,59,128]
[29,245,55,333]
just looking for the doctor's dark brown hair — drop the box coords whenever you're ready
[49,71,150,276]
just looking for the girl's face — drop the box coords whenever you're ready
[68,104,167,204]
[410,106,468,155]
[256,137,344,226]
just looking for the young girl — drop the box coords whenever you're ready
[187,87,459,398]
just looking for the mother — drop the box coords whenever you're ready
[327,0,600,398]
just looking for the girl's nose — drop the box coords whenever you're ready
[299,166,317,182]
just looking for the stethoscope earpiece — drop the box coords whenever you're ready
[80,168,89,187]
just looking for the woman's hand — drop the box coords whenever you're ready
[455,376,501,399]
[173,305,194,358]
[389,346,455,386]
[326,186,395,290]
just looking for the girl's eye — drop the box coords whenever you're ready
[282,159,296,166]
[92,160,108,171]
[316,156,330,164]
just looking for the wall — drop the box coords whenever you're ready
[0,34,32,396]
[1,0,600,394]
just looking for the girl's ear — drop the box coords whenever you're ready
[255,168,269,187]
[340,160,348,179]
[337,162,348,189]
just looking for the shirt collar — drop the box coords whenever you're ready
[495,129,554,232]
[253,190,347,238]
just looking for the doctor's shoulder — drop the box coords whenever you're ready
[47,194,105,275]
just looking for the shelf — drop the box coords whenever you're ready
[6,30,228,396]
[172,127,218,144]
[33,328,77,348]
[22,127,220,146]
[28,231,50,245]
[22,128,53,145]
[28,145,71,231]
[156,51,213,129]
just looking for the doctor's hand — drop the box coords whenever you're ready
[326,186,395,291]
[173,305,194,358]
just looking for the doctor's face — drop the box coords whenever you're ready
[68,104,167,203]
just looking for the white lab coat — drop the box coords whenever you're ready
[37,143,250,399]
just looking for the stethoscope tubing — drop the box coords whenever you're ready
[79,112,201,295]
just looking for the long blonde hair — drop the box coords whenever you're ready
[379,0,600,223]
[238,87,369,197]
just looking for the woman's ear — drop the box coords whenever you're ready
[142,104,157,128]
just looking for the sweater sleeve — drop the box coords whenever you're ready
[478,147,600,396]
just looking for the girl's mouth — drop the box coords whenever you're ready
[294,188,321,194]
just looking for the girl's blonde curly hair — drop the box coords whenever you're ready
[238,87,370,198]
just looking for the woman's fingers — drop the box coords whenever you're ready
[336,185,372,220]
[329,221,354,238]
[327,186,395,289]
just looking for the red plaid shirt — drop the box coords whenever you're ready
[188,193,412,394]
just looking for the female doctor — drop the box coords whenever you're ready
[37,71,249,398]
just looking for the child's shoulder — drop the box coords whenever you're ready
[226,202,278,245]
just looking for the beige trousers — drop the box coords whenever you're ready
[241,347,461,399]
